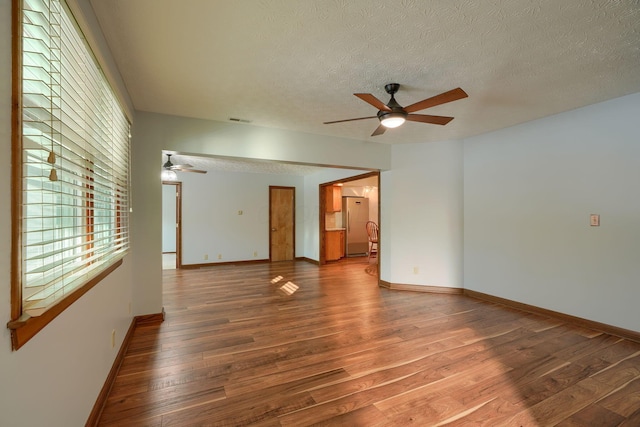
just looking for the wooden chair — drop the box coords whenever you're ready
[365,221,379,261]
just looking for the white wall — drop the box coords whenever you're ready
[174,166,370,266]
[0,1,136,425]
[178,170,305,264]
[367,187,379,226]
[464,93,640,332]
[384,140,464,288]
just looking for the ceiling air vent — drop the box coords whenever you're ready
[229,117,252,123]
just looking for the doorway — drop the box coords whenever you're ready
[162,181,182,269]
[269,186,295,261]
[319,172,380,270]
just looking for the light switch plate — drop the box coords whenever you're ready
[590,214,600,226]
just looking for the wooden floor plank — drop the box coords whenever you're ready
[97,258,640,426]
[556,404,626,426]
[505,377,611,426]
[598,377,640,417]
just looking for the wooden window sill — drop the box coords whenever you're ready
[7,259,123,350]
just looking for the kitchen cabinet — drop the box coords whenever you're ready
[325,230,345,261]
[325,185,342,213]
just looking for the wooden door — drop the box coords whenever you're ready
[269,186,295,261]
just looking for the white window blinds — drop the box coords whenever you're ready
[20,0,130,317]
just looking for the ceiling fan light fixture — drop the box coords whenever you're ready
[380,112,406,128]
[161,169,177,181]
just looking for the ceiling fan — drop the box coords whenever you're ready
[162,153,207,174]
[324,84,468,136]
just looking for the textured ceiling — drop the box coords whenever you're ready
[91,0,640,147]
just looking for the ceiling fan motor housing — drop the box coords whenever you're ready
[378,84,407,125]
[163,154,173,169]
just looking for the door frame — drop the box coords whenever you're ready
[319,171,380,270]
[162,181,182,269]
[269,185,295,262]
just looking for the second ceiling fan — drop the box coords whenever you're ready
[324,84,468,136]
[163,153,207,174]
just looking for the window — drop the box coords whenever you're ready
[8,0,130,350]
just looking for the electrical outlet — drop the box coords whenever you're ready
[238,210,243,215]
[217,254,222,260]
[253,251,258,257]
[590,214,600,226]
[204,254,208,260]
[413,267,419,275]
[111,329,116,348]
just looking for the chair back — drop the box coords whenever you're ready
[366,221,378,242]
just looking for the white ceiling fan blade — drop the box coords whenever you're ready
[173,167,207,174]
[169,163,193,169]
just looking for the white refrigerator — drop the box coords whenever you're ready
[342,197,369,257]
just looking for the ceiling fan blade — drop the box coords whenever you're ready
[406,114,454,125]
[170,163,193,169]
[324,116,377,125]
[173,167,207,174]
[404,88,468,113]
[371,124,386,136]
[354,93,391,111]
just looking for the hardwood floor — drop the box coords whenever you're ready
[98,258,640,426]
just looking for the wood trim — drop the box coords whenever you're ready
[134,308,166,327]
[7,259,124,350]
[85,316,136,427]
[176,183,182,269]
[382,283,640,343]
[85,310,165,426]
[181,256,325,269]
[319,183,327,265]
[323,171,380,187]
[464,289,640,344]
[181,259,271,269]
[378,279,391,289]
[374,173,380,277]
[11,0,23,323]
[381,281,464,294]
